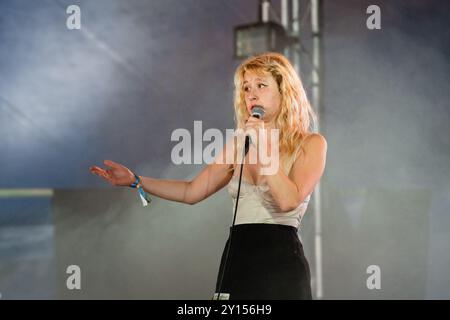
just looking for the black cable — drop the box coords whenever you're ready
[215,135,250,300]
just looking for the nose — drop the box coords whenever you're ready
[245,86,259,107]
[248,90,258,101]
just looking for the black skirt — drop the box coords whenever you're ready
[214,223,312,300]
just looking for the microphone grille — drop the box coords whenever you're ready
[251,105,265,119]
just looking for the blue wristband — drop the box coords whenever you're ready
[129,172,152,206]
[130,173,141,188]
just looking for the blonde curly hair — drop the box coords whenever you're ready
[230,52,317,173]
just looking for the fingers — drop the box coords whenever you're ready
[104,159,120,169]
[244,118,269,149]
[89,165,103,171]
[89,166,111,181]
[89,166,101,175]
[246,116,263,123]
[244,118,263,135]
[245,117,264,128]
[90,160,125,186]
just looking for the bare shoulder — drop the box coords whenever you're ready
[290,133,327,170]
[301,133,327,156]
[302,133,327,153]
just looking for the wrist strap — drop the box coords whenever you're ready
[129,173,152,207]
[130,173,141,188]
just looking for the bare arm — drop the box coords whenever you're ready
[264,133,327,212]
[90,138,237,205]
[139,139,236,205]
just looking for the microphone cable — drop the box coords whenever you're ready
[215,134,251,300]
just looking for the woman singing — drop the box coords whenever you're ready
[90,52,327,300]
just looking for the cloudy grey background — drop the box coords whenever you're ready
[0,0,449,299]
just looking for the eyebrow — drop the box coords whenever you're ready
[243,77,267,84]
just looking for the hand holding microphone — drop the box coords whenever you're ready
[244,105,265,156]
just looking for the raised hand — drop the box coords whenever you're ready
[89,160,135,187]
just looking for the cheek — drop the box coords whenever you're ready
[268,93,281,110]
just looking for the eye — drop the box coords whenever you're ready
[258,83,267,88]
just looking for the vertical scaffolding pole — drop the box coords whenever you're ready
[281,0,291,61]
[279,0,324,299]
[291,0,300,74]
[260,0,271,22]
[311,0,323,299]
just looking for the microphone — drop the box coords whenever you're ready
[244,105,265,156]
[250,105,265,120]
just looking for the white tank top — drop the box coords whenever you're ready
[227,146,311,229]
